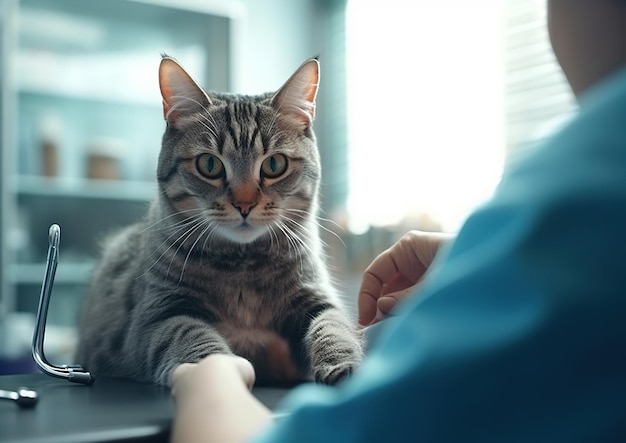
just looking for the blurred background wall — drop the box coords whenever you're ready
[0,0,575,373]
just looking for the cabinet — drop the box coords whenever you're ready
[0,0,239,362]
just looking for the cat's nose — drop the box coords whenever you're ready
[234,202,257,217]
[230,184,260,218]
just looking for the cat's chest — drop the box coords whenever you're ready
[219,287,272,326]
[194,259,301,369]
[214,287,298,379]
[203,261,294,327]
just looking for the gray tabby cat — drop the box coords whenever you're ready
[75,56,363,387]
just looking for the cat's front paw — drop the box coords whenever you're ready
[314,360,359,385]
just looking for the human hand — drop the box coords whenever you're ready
[171,354,256,401]
[171,355,272,443]
[358,230,454,327]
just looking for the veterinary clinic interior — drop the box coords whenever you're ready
[0,0,575,431]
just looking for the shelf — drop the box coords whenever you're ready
[16,49,159,106]
[17,85,160,108]
[16,175,157,202]
[8,261,95,285]
[16,41,207,107]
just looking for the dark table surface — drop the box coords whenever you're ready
[0,373,292,443]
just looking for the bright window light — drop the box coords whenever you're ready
[346,1,505,233]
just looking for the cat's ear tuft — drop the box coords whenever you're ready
[270,59,319,128]
[159,56,212,124]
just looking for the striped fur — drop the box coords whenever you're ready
[75,57,363,386]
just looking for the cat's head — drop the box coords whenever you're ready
[157,56,321,245]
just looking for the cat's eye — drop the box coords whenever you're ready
[261,154,288,178]
[196,154,225,179]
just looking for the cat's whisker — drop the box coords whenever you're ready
[266,223,278,254]
[138,208,205,234]
[277,220,315,260]
[283,208,345,231]
[137,216,206,280]
[308,221,343,247]
[155,213,206,235]
[274,221,298,256]
[273,222,292,254]
[207,224,222,252]
[178,219,217,284]
[166,218,207,280]
[144,213,207,260]
[278,214,334,251]
[274,221,303,272]
[277,214,327,249]
[282,208,346,247]
[200,220,220,254]
[281,222,316,275]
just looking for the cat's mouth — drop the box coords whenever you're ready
[217,220,268,244]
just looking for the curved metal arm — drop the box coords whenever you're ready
[31,224,95,385]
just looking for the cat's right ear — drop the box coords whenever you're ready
[159,56,212,124]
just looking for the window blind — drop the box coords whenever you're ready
[504,0,576,164]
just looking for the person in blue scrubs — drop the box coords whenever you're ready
[170,1,626,441]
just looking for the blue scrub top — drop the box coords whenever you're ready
[254,66,626,443]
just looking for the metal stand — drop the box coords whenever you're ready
[31,224,94,385]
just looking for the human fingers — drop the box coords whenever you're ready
[360,274,416,326]
[358,248,402,327]
[358,238,429,327]
[374,284,419,323]
[381,273,415,296]
[405,230,455,267]
[358,231,454,327]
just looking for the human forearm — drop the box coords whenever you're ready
[171,356,272,443]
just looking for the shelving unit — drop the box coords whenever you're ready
[0,0,239,361]
[15,175,157,202]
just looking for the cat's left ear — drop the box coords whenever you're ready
[159,56,212,124]
[270,58,319,128]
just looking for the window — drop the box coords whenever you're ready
[344,0,575,234]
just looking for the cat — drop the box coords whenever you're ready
[74,55,363,387]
